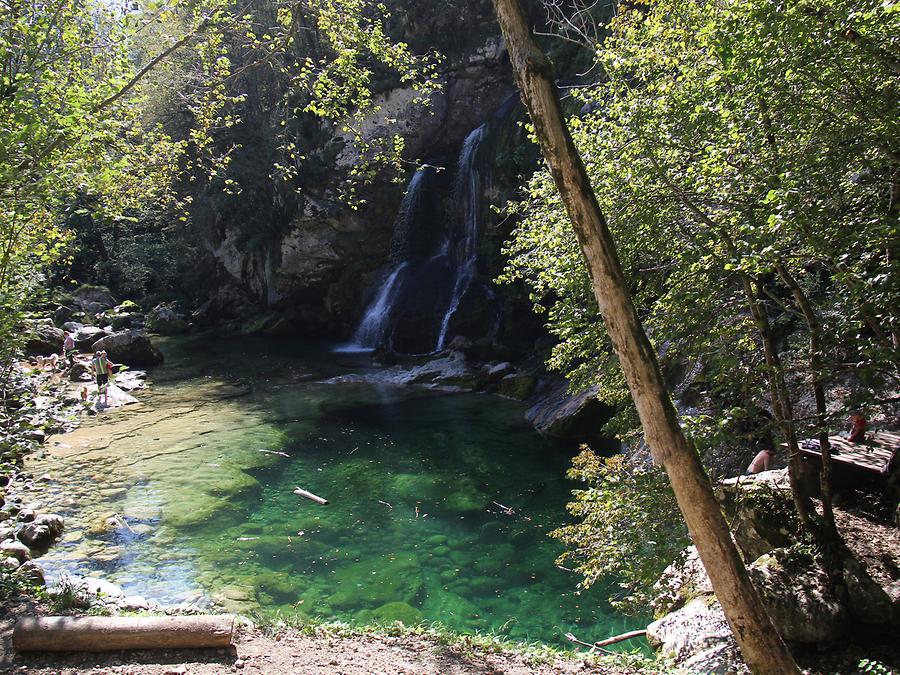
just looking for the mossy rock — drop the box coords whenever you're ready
[473,544,514,576]
[354,608,375,624]
[478,521,507,544]
[421,591,484,624]
[448,549,472,566]
[328,555,423,610]
[372,601,423,625]
[163,496,241,529]
[255,573,299,604]
[468,575,500,595]
[190,467,261,500]
[497,374,536,400]
[389,472,488,515]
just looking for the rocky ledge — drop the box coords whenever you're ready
[648,469,900,672]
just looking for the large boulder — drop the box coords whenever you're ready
[647,597,745,674]
[16,513,64,550]
[749,548,849,642]
[72,285,117,315]
[328,556,424,610]
[841,553,900,629]
[0,539,31,563]
[716,470,798,561]
[652,546,712,616]
[69,362,91,381]
[525,381,614,442]
[91,331,163,367]
[145,304,188,334]
[16,560,45,586]
[73,325,110,351]
[497,373,536,400]
[25,323,64,356]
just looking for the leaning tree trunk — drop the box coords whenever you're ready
[490,1,799,673]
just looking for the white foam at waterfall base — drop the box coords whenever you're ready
[334,262,409,352]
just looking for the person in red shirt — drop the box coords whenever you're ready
[847,412,867,443]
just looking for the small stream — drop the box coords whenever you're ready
[25,334,644,646]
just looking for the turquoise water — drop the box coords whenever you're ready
[29,335,644,647]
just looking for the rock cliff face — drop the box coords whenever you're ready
[200,33,517,339]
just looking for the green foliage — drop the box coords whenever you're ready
[0,0,191,354]
[858,659,896,675]
[0,568,42,601]
[551,449,688,613]
[504,0,899,605]
[503,0,899,427]
[2,0,445,344]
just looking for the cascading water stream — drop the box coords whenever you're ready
[341,121,490,354]
[435,124,486,351]
[346,262,408,350]
[334,169,428,352]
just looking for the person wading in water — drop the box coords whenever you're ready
[91,350,113,407]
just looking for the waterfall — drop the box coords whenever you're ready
[335,169,428,352]
[346,262,409,350]
[341,120,491,354]
[435,124,486,351]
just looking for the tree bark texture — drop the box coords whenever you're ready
[13,615,235,652]
[775,262,838,539]
[490,1,800,672]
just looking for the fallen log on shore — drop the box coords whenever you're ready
[594,629,646,647]
[13,615,235,652]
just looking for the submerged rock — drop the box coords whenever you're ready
[328,556,424,610]
[372,601,423,625]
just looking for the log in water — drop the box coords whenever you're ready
[294,486,329,504]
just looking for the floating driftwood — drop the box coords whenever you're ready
[13,615,234,652]
[258,449,290,458]
[293,487,328,505]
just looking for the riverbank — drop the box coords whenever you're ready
[2,333,644,648]
[0,595,659,674]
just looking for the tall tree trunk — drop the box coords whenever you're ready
[647,166,813,529]
[774,262,839,540]
[490,1,799,672]
[739,274,813,529]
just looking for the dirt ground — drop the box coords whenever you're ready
[0,598,643,675]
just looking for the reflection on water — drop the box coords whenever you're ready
[26,334,644,646]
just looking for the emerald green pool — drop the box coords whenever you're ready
[29,334,643,646]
